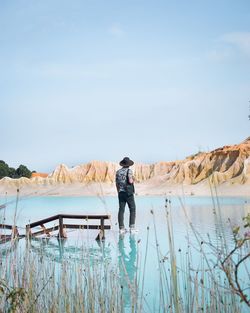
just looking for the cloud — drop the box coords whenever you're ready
[206,48,233,62]
[108,23,124,37]
[206,31,250,62]
[221,32,250,56]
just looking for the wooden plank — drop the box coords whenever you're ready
[0,224,14,230]
[28,214,59,228]
[60,214,110,220]
[31,225,59,237]
[63,224,111,230]
[40,224,51,237]
[31,224,110,237]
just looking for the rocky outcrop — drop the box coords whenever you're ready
[48,137,250,186]
[48,162,118,184]
[1,137,250,189]
[159,138,250,186]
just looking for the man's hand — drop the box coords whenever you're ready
[129,176,134,184]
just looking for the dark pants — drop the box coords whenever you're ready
[118,191,136,229]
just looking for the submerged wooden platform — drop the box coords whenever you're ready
[26,214,111,241]
[0,214,111,244]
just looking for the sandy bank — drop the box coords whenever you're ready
[0,182,249,198]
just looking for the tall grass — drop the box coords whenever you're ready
[0,238,126,312]
[0,191,249,312]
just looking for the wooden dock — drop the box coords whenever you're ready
[26,214,111,241]
[0,214,111,244]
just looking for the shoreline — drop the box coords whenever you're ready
[0,182,249,198]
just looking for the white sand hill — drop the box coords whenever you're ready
[1,138,250,197]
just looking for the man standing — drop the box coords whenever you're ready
[116,157,136,234]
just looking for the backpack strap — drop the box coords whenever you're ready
[126,168,130,184]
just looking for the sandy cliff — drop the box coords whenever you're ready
[0,138,249,195]
[48,137,250,186]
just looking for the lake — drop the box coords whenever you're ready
[0,194,250,312]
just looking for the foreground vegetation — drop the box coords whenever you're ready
[0,193,249,312]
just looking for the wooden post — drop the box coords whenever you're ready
[58,215,67,239]
[26,225,32,239]
[12,226,19,239]
[101,217,105,238]
[96,217,105,241]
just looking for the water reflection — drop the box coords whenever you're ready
[118,234,137,309]
[0,239,19,258]
[28,236,112,264]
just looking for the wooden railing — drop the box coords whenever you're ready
[0,224,19,243]
[26,214,111,240]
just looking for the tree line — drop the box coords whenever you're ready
[0,160,34,179]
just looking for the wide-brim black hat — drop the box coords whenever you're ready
[119,157,134,167]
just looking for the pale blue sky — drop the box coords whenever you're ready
[1,0,250,172]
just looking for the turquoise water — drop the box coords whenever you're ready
[1,195,249,234]
[1,194,250,311]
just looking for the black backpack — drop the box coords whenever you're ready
[126,169,135,196]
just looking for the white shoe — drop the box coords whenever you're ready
[130,228,139,234]
[119,228,126,235]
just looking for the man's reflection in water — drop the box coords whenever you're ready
[118,234,137,309]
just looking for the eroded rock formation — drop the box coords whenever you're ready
[1,138,250,189]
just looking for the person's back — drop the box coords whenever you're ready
[116,157,136,234]
[116,167,133,193]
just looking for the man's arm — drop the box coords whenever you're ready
[115,172,119,192]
